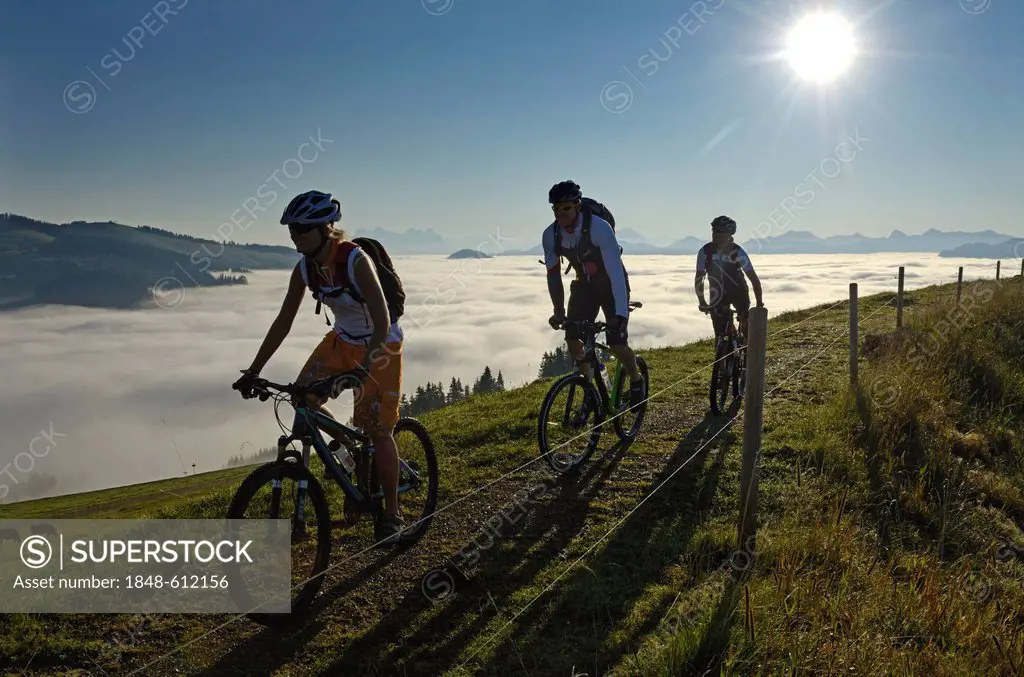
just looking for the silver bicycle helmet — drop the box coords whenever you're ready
[280,190,341,226]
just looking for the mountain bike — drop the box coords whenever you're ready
[705,306,746,416]
[538,301,649,473]
[227,371,438,626]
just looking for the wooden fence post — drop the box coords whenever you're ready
[850,283,858,385]
[896,266,904,329]
[996,260,1001,281]
[956,267,963,305]
[738,306,768,577]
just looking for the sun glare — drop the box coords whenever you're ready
[784,11,856,83]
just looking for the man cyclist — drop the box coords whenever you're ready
[231,190,406,547]
[695,215,764,342]
[542,180,645,408]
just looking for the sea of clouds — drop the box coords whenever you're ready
[0,253,1005,501]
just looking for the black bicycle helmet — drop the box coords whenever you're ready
[711,215,737,234]
[280,190,341,226]
[548,180,582,204]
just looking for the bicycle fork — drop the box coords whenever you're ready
[268,435,313,541]
[564,361,602,426]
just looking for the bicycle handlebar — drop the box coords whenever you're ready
[554,301,642,332]
[233,369,367,403]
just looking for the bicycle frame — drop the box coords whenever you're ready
[711,307,744,351]
[276,402,421,523]
[558,301,641,425]
[712,308,747,388]
[565,331,619,419]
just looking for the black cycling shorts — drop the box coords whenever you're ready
[709,286,750,337]
[565,273,630,346]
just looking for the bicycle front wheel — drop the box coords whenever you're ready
[226,460,332,627]
[733,347,746,401]
[709,341,734,416]
[538,373,603,472]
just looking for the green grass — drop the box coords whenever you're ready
[1,278,1022,676]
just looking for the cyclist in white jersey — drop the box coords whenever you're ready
[542,180,645,408]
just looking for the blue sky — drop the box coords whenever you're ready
[1,0,1022,249]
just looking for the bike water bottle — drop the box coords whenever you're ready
[330,440,356,474]
[599,362,612,391]
[338,446,356,474]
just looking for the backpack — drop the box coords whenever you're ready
[304,237,406,325]
[580,196,615,232]
[701,242,747,289]
[552,196,621,276]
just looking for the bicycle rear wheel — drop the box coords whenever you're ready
[613,356,649,441]
[226,460,332,627]
[538,373,603,472]
[390,417,439,546]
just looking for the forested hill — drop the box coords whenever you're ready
[0,213,299,310]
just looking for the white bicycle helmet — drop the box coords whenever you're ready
[280,190,341,226]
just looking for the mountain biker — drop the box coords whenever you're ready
[542,180,645,408]
[695,215,764,342]
[231,190,406,546]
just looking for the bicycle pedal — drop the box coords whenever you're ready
[331,516,359,529]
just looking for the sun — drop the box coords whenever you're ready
[783,11,856,83]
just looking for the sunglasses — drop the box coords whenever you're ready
[551,202,579,214]
[288,223,319,235]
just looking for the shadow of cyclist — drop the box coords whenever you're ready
[309,434,639,676]
[185,544,404,677]
[309,410,737,676]
[460,409,737,677]
[189,401,737,677]
[186,427,634,677]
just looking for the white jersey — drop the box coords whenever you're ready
[542,212,629,317]
[299,245,404,345]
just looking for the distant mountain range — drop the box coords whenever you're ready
[938,238,1024,259]
[741,228,1016,255]
[489,227,1019,257]
[352,226,452,254]
[355,225,1020,257]
[2,212,1019,311]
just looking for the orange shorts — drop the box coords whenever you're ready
[296,332,403,436]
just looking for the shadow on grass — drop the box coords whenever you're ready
[312,436,637,676]
[176,544,402,677]
[683,574,747,676]
[185,429,634,677]
[161,398,737,677]
[432,406,740,677]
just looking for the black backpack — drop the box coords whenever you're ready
[304,237,406,325]
[701,241,747,290]
[552,197,622,276]
[580,196,615,232]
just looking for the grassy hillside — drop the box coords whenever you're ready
[0,213,298,310]
[0,278,1021,676]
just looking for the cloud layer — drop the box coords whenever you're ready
[0,252,1003,500]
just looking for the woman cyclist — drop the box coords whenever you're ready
[232,190,406,546]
